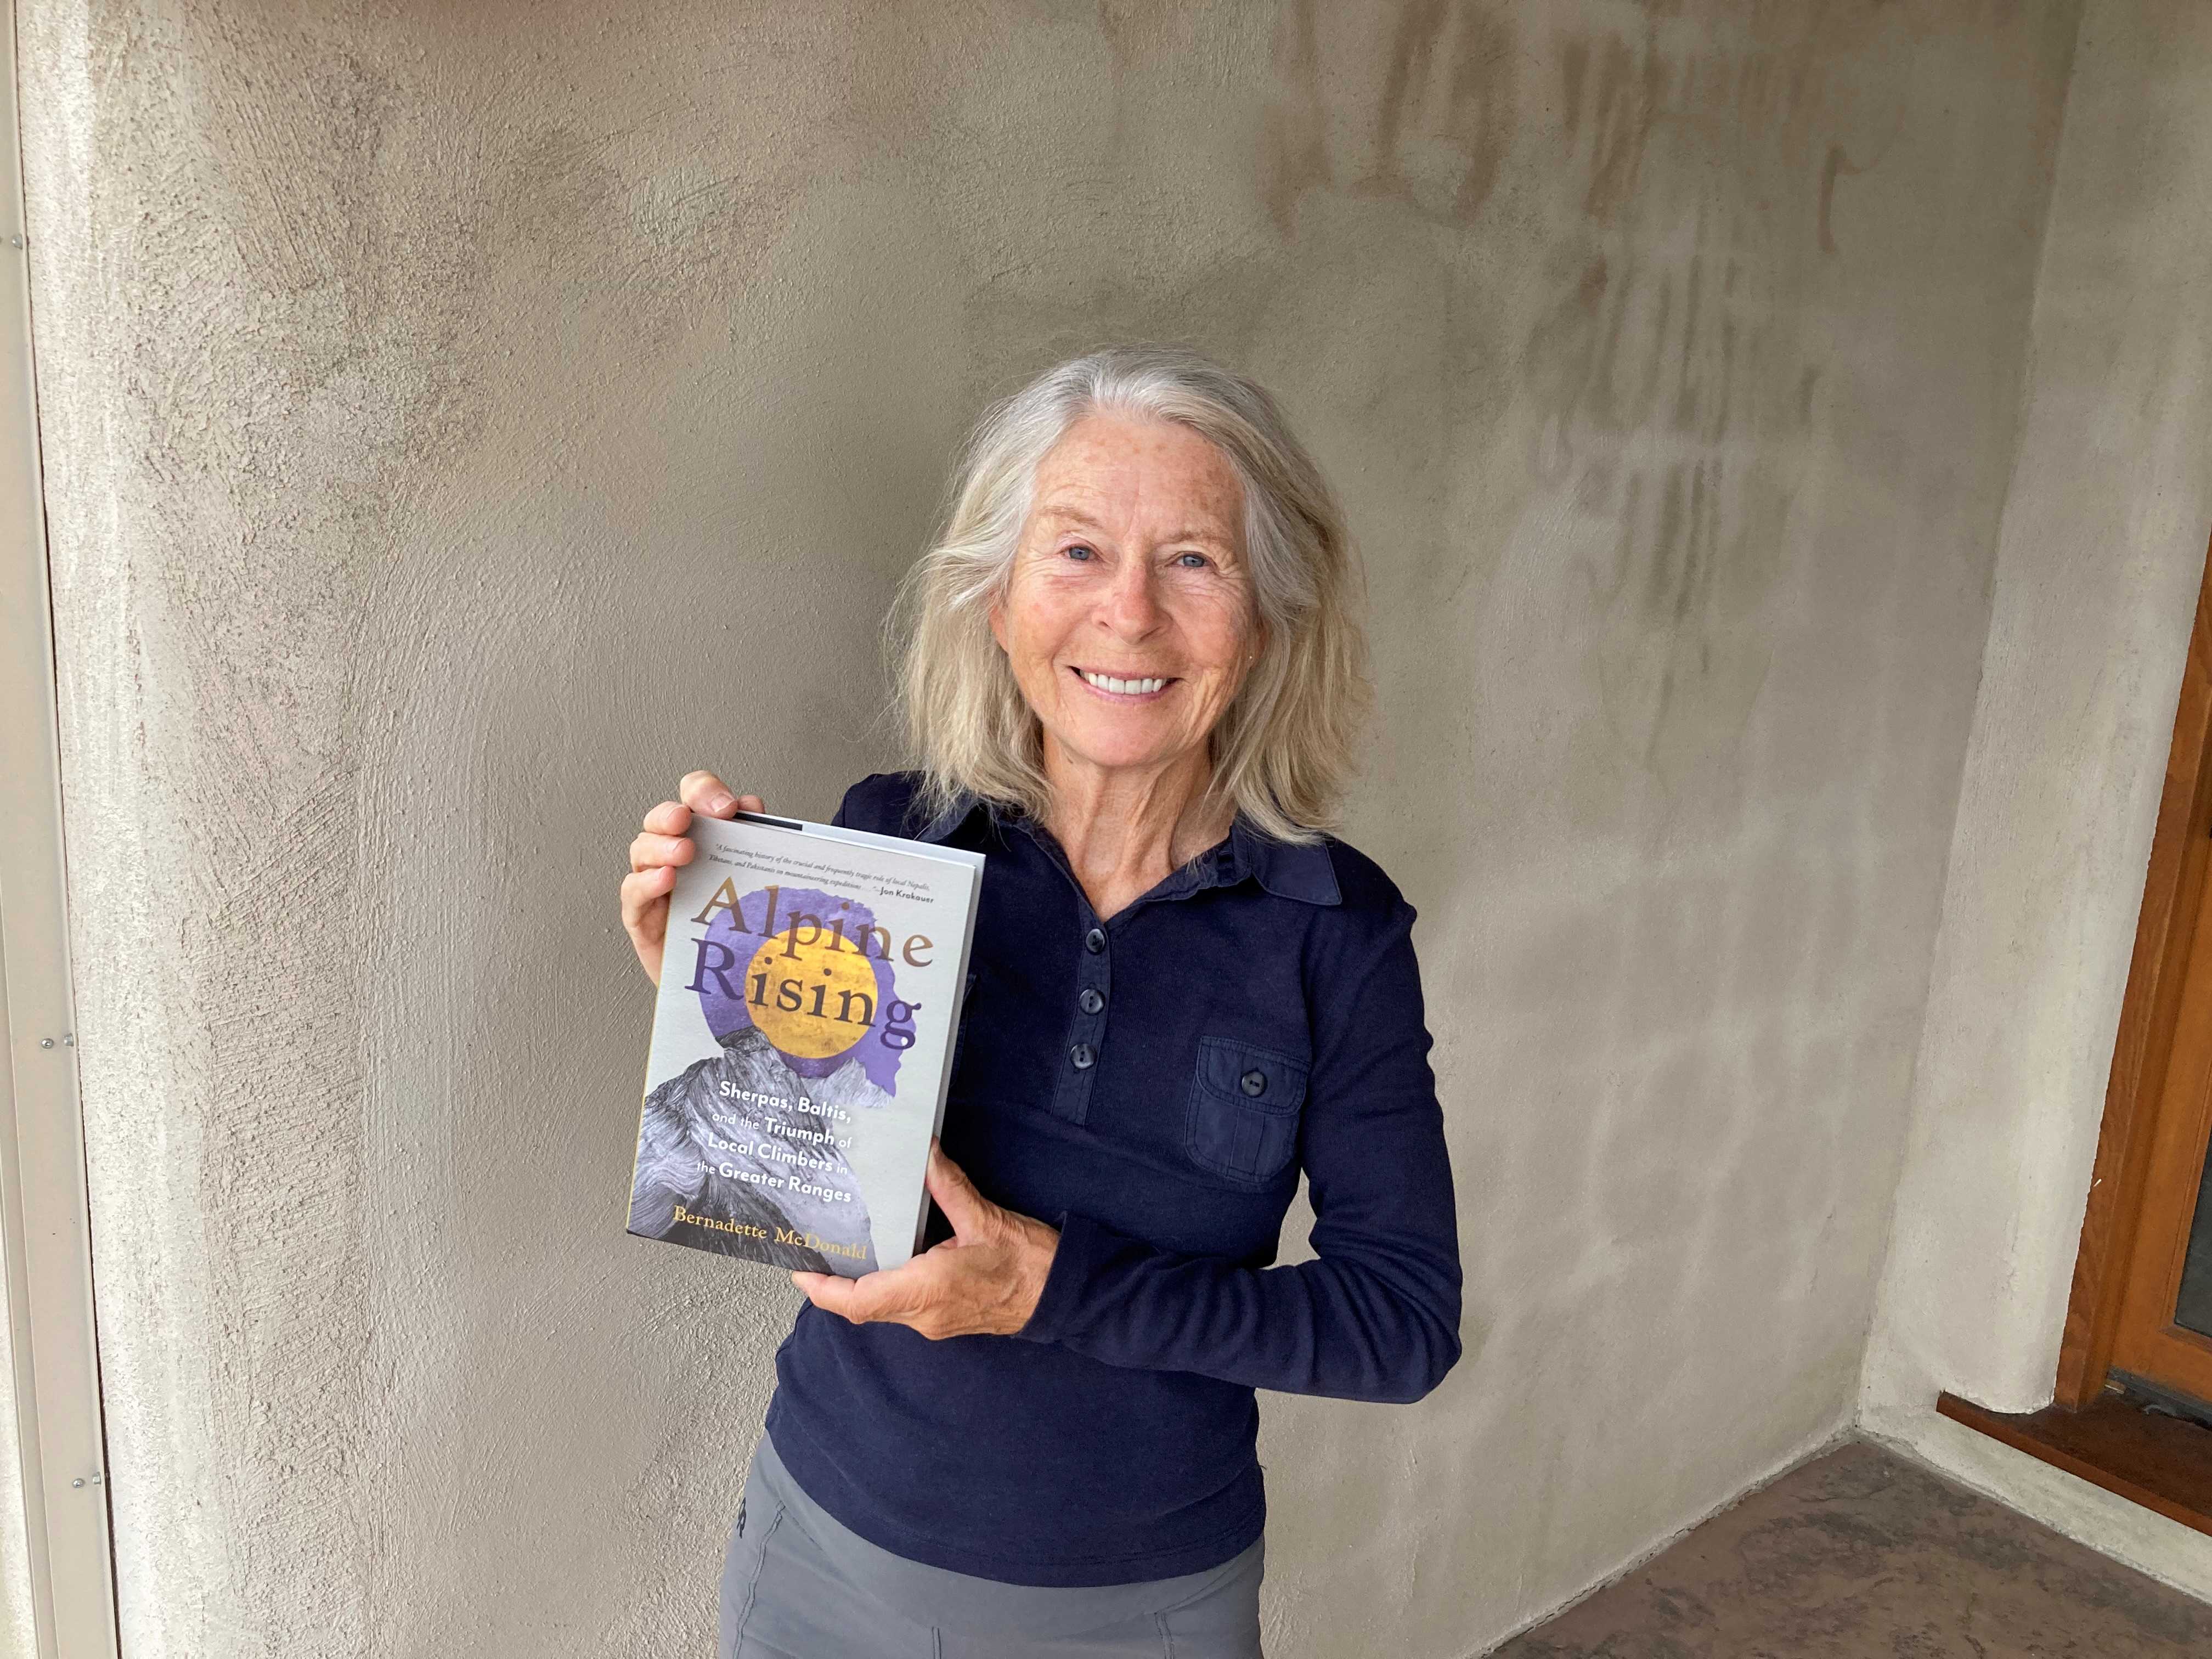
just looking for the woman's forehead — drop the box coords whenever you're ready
[1041,411,1234,473]
[1030,418,1244,537]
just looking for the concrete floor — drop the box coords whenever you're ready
[1491,1440,2212,1657]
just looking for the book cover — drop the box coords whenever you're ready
[626,808,984,1277]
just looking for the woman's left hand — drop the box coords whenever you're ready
[792,1142,1058,1339]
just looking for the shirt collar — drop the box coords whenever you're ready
[910,791,986,845]
[1228,814,1342,906]
[911,791,1340,907]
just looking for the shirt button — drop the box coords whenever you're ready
[1084,927,1106,955]
[1241,1069,1267,1097]
[1070,1043,1096,1071]
[1079,988,1104,1015]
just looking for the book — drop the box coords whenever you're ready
[625,806,985,1278]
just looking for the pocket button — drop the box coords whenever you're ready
[1240,1069,1267,1097]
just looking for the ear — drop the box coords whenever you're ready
[987,591,1008,653]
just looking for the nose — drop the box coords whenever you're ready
[1099,553,1162,639]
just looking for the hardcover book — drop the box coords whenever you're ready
[626,806,984,1277]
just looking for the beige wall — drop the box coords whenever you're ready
[18,2,2089,1655]
[1861,0,2212,1604]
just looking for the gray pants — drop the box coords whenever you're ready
[719,1434,1265,1658]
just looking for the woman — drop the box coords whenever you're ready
[619,346,1462,1657]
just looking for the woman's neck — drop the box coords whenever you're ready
[1040,737,1237,921]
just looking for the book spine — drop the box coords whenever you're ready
[910,862,986,1259]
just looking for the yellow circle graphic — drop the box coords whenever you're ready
[744,934,879,1061]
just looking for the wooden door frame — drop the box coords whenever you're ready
[2057,528,2212,1408]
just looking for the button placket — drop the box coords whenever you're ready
[1051,919,1113,1125]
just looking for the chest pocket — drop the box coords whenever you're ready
[1186,1036,1309,1188]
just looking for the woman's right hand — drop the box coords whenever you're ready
[622,770,764,986]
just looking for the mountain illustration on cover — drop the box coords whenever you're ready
[629,882,918,1276]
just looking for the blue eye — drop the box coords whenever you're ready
[1063,544,1096,561]
[1174,552,1210,569]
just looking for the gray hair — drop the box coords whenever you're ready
[887,345,1372,844]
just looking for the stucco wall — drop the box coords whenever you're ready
[1860,0,2212,1604]
[18,3,2081,1655]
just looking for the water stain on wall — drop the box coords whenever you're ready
[1527,18,1849,788]
[1563,31,1668,224]
[1263,0,1517,233]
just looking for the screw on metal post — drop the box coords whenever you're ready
[62,1034,75,1046]
[39,1038,53,1049]
[71,1478,83,1488]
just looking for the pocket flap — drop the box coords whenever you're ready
[1194,1036,1309,1112]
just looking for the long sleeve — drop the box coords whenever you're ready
[1013,896,1464,1403]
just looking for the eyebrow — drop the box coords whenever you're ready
[1034,505,1235,550]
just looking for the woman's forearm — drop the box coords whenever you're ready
[1014,1207,1462,1401]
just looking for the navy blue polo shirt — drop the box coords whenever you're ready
[761,771,1462,1587]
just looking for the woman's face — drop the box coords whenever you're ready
[990,413,1261,784]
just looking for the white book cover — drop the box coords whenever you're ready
[626,808,984,1277]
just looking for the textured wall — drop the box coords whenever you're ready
[18,3,2080,1655]
[1861,0,2212,1604]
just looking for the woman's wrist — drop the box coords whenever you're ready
[998,1210,1060,1334]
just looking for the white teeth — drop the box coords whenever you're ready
[1080,670,1167,695]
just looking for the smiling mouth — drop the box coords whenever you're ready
[1073,667,1174,698]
